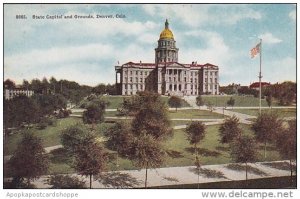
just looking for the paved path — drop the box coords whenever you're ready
[5,160,294,188]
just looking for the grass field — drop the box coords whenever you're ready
[230,108,296,118]
[102,95,190,109]
[4,118,114,156]
[169,109,225,119]
[202,95,280,107]
[4,120,283,175]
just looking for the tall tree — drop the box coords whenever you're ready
[130,91,172,188]
[168,96,182,112]
[131,133,165,188]
[185,121,206,156]
[219,116,241,144]
[196,95,204,109]
[275,119,296,183]
[230,135,258,182]
[252,112,283,159]
[9,132,49,187]
[73,142,108,189]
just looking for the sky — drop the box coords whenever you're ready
[4,4,296,86]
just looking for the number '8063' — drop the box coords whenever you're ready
[16,15,27,19]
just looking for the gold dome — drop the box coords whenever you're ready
[159,19,174,40]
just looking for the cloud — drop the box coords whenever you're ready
[258,33,282,44]
[142,4,261,27]
[181,30,231,66]
[289,10,296,21]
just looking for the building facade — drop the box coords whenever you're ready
[4,88,34,100]
[115,19,219,96]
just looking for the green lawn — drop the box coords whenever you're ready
[5,121,283,175]
[169,109,225,119]
[102,95,190,109]
[203,95,280,107]
[231,108,296,118]
[4,117,114,156]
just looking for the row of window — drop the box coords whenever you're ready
[124,77,146,83]
[124,84,144,90]
[124,70,149,76]
[205,71,218,76]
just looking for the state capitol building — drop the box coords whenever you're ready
[115,19,219,96]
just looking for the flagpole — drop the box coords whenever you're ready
[259,39,262,115]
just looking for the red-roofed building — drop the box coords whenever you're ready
[249,82,271,90]
[115,20,219,96]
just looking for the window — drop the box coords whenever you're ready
[215,85,217,89]
[130,77,132,82]
[140,71,143,75]
[174,85,177,91]
[185,84,187,89]
[184,77,186,82]
[136,71,138,75]
[215,78,217,83]
[215,72,218,76]
[174,77,176,82]
[130,70,133,75]
[210,72,213,76]
[194,78,197,83]
[190,78,193,82]
[145,71,148,75]
[125,77,128,82]
[210,78,212,83]
[205,71,208,75]
[205,78,208,83]
[174,70,177,75]
[179,85,181,91]
[140,84,143,89]
[184,71,186,75]
[135,77,138,82]
[130,84,133,89]
[191,85,193,89]
[140,78,143,83]
[169,84,172,91]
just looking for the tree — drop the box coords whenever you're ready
[130,91,172,188]
[9,132,49,187]
[4,95,40,128]
[185,121,206,156]
[168,96,182,112]
[275,119,296,182]
[82,99,106,129]
[219,116,241,144]
[92,84,106,95]
[131,133,165,188]
[22,79,30,90]
[230,135,258,182]
[73,142,108,189]
[227,97,235,109]
[131,92,172,140]
[196,95,204,109]
[266,95,272,108]
[61,125,96,154]
[4,79,16,89]
[46,175,86,189]
[105,121,134,157]
[252,112,283,159]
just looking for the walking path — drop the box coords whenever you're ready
[5,160,294,188]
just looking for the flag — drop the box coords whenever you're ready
[250,43,260,58]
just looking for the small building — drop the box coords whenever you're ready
[4,88,34,100]
[249,82,271,90]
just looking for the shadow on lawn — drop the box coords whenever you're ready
[185,147,221,157]
[226,163,268,176]
[189,167,228,179]
[49,148,72,164]
[166,150,184,158]
[98,172,142,188]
